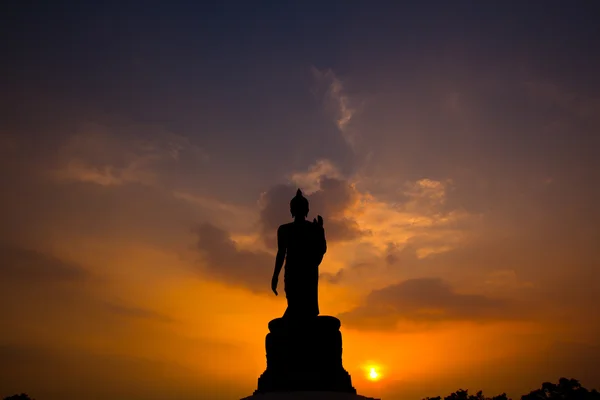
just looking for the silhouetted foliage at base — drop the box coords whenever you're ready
[4,378,599,400]
[3,394,34,400]
[423,389,510,400]
[521,378,600,400]
[423,379,600,400]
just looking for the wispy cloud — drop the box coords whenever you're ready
[0,244,89,284]
[288,159,343,194]
[54,158,158,186]
[258,175,368,249]
[50,123,208,187]
[250,159,483,301]
[349,178,478,258]
[172,192,253,217]
[311,67,359,149]
[104,302,174,323]
[484,269,534,290]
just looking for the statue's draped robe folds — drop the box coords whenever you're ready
[278,220,327,319]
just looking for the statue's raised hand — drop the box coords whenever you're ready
[312,215,324,227]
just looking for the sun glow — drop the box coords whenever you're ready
[367,366,381,381]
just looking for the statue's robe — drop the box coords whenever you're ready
[278,220,327,319]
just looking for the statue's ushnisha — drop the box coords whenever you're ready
[271,189,327,319]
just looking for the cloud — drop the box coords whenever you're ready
[257,163,479,291]
[50,122,208,187]
[172,191,255,233]
[339,278,521,331]
[288,159,343,194]
[322,217,366,242]
[104,303,174,323]
[311,67,359,149]
[0,244,89,284]
[384,242,420,266]
[193,223,272,292]
[348,179,479,259]
[0,343,243,400]
[320,268,344,284]
[484,269,534,289]
[172,192,251,216]
[309,176,363,218]
[55,159,142,186]
[258,184,296,247]
[258,175,367,248]
[400,178,452,214]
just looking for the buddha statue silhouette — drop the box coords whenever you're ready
[252,189,357,396]
[271,189,327,319]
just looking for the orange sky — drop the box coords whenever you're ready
[2,3,600,400]
[1,133,599,399]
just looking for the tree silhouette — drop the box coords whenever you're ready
[423,378,600,400]
[3,394,33,400]
[5,378,599,400]
[424,389,512,400]
[521,378,600,400]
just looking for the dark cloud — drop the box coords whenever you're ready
[339,278,522,330]
[323,217,368,242]
[0,244,89,284]
[320,269,344,284]
[0,143,216,253]
[0,343,244,400]
[385,242,419,266]
[308,177,360,216]
[259,184,293,248]
[259,177,367,248]
[104,303,174,323]
[193,223,272,292]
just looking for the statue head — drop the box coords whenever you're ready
[290,189,309,218]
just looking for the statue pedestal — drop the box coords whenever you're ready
[252,316,358,395]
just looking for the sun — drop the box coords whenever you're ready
[367,366,381,381]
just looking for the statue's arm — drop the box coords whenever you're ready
[272,225,286,279]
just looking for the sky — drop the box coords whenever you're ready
[1,1,600,399]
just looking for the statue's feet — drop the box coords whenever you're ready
[268,315,341,333]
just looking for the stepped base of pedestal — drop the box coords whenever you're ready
[256,366,355,394]
[241,392,379,400]
[254,316,355,394]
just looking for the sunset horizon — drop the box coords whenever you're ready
[1,1,600,399]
